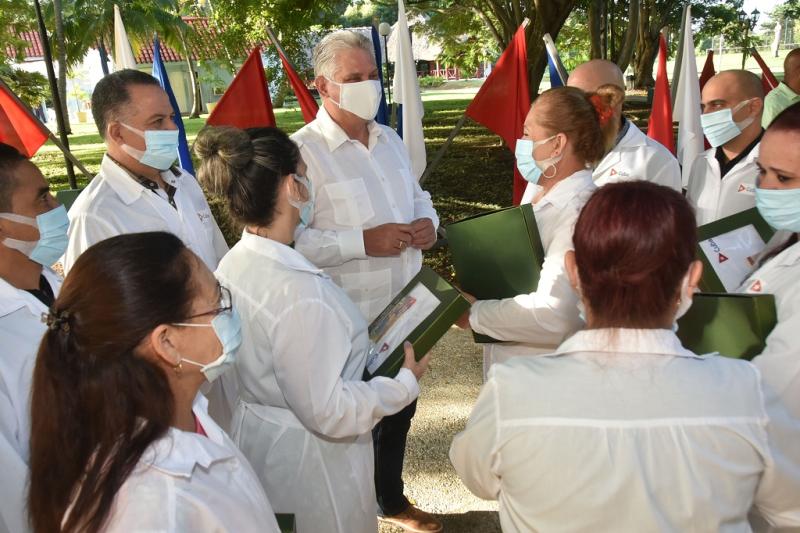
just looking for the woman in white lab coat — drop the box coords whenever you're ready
[460,85,623,377]
[27,232,280,533]
[451,181,800,532]
[738,101,800,422]
[194,126,429,533]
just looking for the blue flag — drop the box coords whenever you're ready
[544,33,568,88]
[371,26,390,126]
[152,36,194,174]
[547,56,564,87]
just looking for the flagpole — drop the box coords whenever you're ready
[265,26,293,69]
[33,0,78,188]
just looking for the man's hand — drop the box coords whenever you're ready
[364,223,414,257]
[409,218,437,250]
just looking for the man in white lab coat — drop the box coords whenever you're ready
[0,144,65,533]
[63,69,228,273]
[567,59,681,190]
[292,30,441,533]
[685,70,765,225]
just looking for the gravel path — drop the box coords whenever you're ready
[379,327,501,533]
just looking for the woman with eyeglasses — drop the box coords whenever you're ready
[27,232,280,532]
[194,126,429,533]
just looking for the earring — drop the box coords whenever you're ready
[173,360,182,375]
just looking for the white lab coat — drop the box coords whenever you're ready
[685,144,760,225]
[292,107,439,322]
[215,232,419,533]
[63,155,229,273]
[593,121,682,190]
[70,394,280,532]
[473,170,595,375]
[450,328,800,532]
[0,267,61,533]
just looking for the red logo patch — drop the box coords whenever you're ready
[610,168,618,176]
[738,184,746,192]
[750,280,762,292]
[718,253,729,263]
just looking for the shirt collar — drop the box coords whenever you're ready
[314,105,383,152]
[0,266,60,318]
[239,230,328,277]
[775,81,800,101]
[615,116,632,146]
[551,328,705,359]
[100,155,182,206]
[139,394,236,478]
[534,169,595,210]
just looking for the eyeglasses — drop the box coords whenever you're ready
[182,284,232,321]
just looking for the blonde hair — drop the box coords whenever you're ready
[312,30,375,79]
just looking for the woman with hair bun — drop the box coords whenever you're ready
[194,126,430,533]
[451,181,800,531]
[459,85,625,377]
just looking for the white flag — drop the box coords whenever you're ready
[393,0,426,180]
[113,4,137,70]
[673,6,703,187]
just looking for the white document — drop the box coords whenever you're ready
[698,224,765,292]
[366,283,440,374]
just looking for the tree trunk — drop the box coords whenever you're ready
[52,0,71,134]
[588,0,604,59]
[633,31,658,88]
[530,0,578,96]
[615,0,639,73]
[272,74,290,108]
[178,30,202,118]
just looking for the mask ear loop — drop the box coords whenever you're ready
[541,135,562,179]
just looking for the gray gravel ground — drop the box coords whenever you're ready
[379,327,502,533]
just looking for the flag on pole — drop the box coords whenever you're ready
[466,21,530,205]
[207,47,276,129]
[371,25,390,127]
[152,36,193,174]
[0,83,48,157]
[699,50,716,90]
[751,49,779,95]
[113,5,137,70]
[647,33,675,154]
[277,48,319,124]
[393,0,426,179]
[543,34,568,88]
[673,6,703,183]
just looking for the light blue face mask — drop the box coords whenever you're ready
[288,174,314,228]
[0,204,69,267]
[120,123,180,170]
[515,136,561,184]
[756,186,800,232]
[174,308,243,383]
[700,99,756,148]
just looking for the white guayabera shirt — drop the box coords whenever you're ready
[450,329,800,533]
[292,106,439,322]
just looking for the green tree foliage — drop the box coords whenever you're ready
[0,65,50,107]
[0,0,36,64]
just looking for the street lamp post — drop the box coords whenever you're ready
[739,8,760,69]
[379,22,392,105]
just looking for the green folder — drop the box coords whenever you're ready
[364,266,470,379]
[275,513,295,533]
[55,188,83,212]
[447,204,545,343]
[676,293,777,360]
[696,208,775,293]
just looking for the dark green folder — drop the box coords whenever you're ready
[275,513,295,533]
[697,208,775,293]
[676,293,777,360]
[55,188,83,212]
[365,266,469,379]
[447,204,545,343]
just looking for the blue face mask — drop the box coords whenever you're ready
[288,174,314,228]
[756,186,800,232]
[700,99,756,148]
[120,123,180,170]
[0,204,70,267]
[515,136,561,184]
[174,307,243,383]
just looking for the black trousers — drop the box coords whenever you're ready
[373,398,418,515]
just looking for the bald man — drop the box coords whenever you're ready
[685,70,764,225]
[568,59,681,190]
[761,48,800,128]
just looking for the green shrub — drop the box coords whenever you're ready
[418,75,445,88]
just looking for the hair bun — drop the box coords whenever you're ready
[194,126,253,170]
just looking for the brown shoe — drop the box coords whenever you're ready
[379,505,443,533]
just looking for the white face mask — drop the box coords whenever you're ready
[325,78,382,121]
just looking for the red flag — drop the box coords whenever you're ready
[0,83,48,157]
[465,23,530,205]
[751,49,779,95]
[207,47,276,128]
[277,48,318,124]
[647,33,675,154]
[699,50,716,90]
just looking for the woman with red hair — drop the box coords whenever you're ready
[451,181,800,531]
